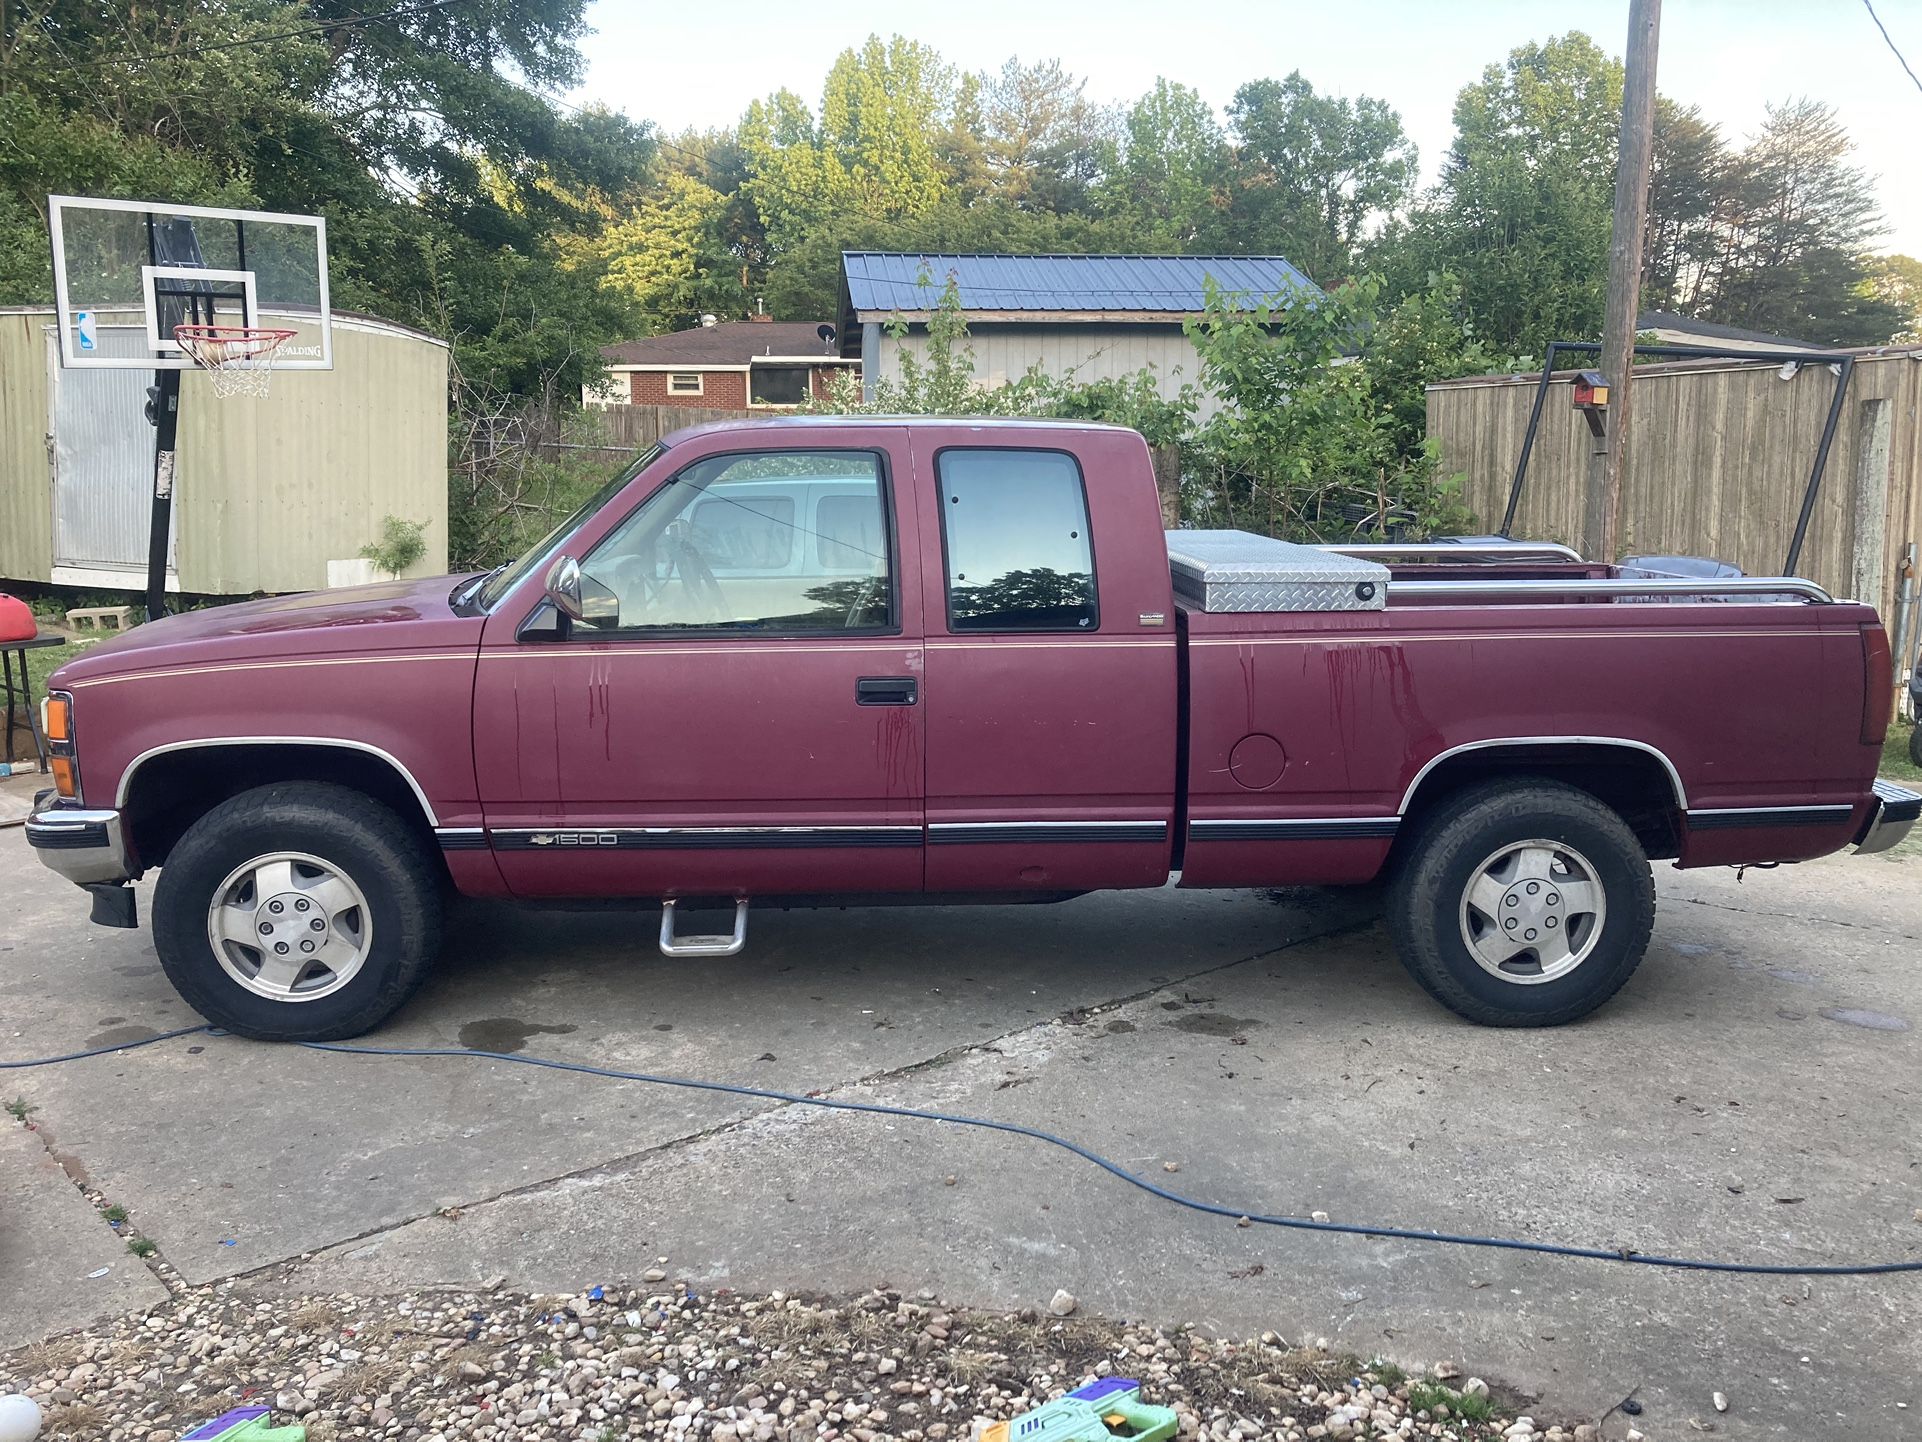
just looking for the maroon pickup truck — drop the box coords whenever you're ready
[29,417,1918,1041]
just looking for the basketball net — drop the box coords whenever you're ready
[173,324,298,398]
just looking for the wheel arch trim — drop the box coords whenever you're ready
[116,737,441,827]
[1398,736,1688,816]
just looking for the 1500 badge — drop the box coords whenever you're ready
[528,832,619,846]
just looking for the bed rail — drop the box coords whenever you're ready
[1389,576,1835,604]
[1321,542,1586,563]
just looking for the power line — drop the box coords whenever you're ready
[1864,0,1922,96]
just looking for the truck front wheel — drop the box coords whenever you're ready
[153,782,442,1041]
[1387,779,1655,1026]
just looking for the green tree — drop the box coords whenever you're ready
[583,173,748,333]
[1864,254,1922,343]
[978,57,1113,213]
[1221,73,1417,284]
[1092,79,1227,248]
[1394,33,1622,353]
[1362,273,1521,458]
[1183,278,1472,539]
[0,0,656,396]
[1704,99,1902,345]
[742,36,952,256]
[1642,100,1731,315]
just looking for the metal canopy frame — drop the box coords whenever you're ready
[1500,340,1857,576]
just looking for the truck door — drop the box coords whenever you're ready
[474,434,925,899]
[913,431,1178,892]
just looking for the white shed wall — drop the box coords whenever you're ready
[876,324,1224,421]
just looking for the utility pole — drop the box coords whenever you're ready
[1584,0,1661,563]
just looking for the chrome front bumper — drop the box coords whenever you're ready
[25,797,134,886]
[1855,779,1922,855]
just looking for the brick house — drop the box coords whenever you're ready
[588,315,858,409]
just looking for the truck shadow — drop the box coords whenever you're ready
[406,884,1403,1047]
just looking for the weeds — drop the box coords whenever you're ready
[126,1237,157,1258]
[1367,1358,1407,1387]
[5,1096,35,1122]
[1405,1380,1496,1423]
[101,1203,129,1224]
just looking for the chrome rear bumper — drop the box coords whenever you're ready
[25,797,133,886]
[1855,779,1922,855]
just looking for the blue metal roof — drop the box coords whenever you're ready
[841,252,1319,316]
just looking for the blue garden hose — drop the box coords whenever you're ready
[8,1024,1921,1277]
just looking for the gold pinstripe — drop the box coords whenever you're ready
[1188,630,1828,646]
[76,652,475,687]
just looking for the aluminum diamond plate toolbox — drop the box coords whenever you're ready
[1166,530,1388,612]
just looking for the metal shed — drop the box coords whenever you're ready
[0,307,448,595]
[838,252,1319,421]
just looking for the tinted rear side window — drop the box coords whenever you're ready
[936,449,1097,632]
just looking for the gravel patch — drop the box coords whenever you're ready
[1,1283,1558,1442]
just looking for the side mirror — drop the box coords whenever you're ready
[544,555,585,622]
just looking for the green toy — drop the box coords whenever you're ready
[982,1379,1177,1442]
[181,1409,305,1442]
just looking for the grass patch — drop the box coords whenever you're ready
[1405,1380,1496,1423]
[1882,720,1920,784]
[1366,1358,1406,1387]
[126,1237,157,1258]
[5,1096,34,1122]
[101,1203,129,1224]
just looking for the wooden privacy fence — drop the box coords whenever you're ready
[1425,347,1922,618]
[585,403,756,455]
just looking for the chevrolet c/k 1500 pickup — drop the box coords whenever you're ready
[28,417,1920,1040]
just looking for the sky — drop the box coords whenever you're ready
[572,0,1922,258]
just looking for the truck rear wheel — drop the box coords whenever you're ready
[153,782,442,1041]
[1387,779,1655,1027]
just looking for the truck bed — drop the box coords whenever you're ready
[1168,535,1883,887]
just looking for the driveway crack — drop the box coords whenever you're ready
[236,903,1375,1282]
[1673,893,1922,943]
[7,1112,187,1301]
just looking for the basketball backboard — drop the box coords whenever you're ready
[49,195,332,370]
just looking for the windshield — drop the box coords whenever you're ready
[476,444,666,611]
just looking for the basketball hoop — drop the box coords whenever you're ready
[173,323,297,397]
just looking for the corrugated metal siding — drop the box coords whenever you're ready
[179,321,449,593]
[0,311,448,594]
[1425,351,1922,619]
[880,324,1222,420]
[51,324,169,571]
[844,252,1318,313]
[0,313,53,583]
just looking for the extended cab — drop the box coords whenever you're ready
[29,418,1919,1040]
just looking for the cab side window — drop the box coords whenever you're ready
[577,450,892,631]
[936,449,1097,632]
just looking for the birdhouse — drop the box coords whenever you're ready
[1572,370,1609,409]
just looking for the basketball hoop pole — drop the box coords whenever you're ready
[144,366,180,622]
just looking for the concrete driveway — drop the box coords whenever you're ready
[2,821,1917,1440]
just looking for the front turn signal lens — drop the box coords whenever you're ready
[44,693,70,744]
[51,756,78,798]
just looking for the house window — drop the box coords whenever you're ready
[750,365,811,407]
[936,449,1097,632]
[667,373,704,396]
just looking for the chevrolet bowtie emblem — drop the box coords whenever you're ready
[530,834,555,845]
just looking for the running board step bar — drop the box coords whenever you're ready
[658,899,749,957]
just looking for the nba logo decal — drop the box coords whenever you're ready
[76,310,97,351]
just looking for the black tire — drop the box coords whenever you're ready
[1909,722,1921,770]
[1386,778,1655,1027]
[153,782,442,1041]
